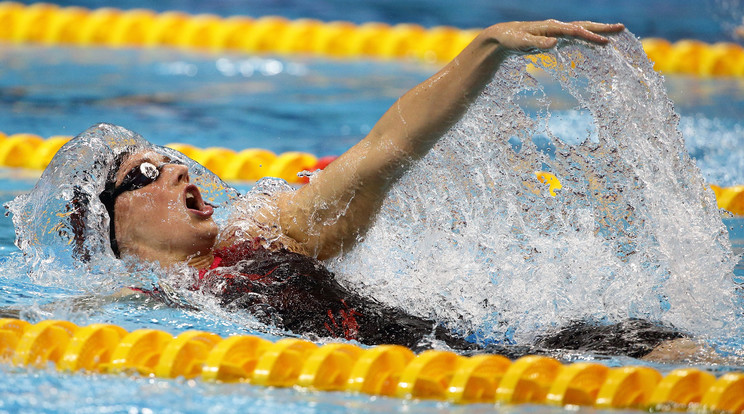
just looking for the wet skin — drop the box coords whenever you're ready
[112,151,218,268]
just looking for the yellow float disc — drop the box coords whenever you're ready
[296,343,363,391]
[495,355,563,404]
[221,148,277,181]
[201,335,272,383]
[108,328,174,375]
[396,350,464,400]
[42,6,89,44]
[191,147,238,178]
[446,354,511,404]
[535,171,562,196]
[595,366,662,408]
[251,338,318,387]
[0,134,43,168]
[165,142,201,160]
[30,136,71,170]
[717,185,744,216]
[12,3,59,43]
[109,9,157,47]
[12,320,79,367]
[274,19,324,54]
[216,16,255,52]
[77,8,122,46]
[144,11,190,47]
[0,2,24,40]
[58,323,128,372]
[649,368,715,407]
[700,372,744,413]
[176,14,222,51]
[0,318,31,361]
[545,362,609,406]
[267,151,318,183]
[155,330,222,379]
[346,344,415,396]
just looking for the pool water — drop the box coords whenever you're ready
[1,1,744,413]
[0,43,742,412]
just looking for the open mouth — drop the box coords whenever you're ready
[184,185,214,218]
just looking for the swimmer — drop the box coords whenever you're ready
[16,19,715,360]
[106,20,626,265]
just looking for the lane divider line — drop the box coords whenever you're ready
[1,318,743,411]
[0,2,742,75]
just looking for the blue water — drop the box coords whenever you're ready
[1,1,744,413]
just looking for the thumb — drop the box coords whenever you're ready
[539,37,558,49]
[520,34,558,52]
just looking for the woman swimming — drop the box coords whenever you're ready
[11,19,705,359]
[85,20,620,346]
[104,20,625,266]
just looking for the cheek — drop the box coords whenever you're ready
[129,190,206,237]
[135,192,185,225]
[116,193,180,237]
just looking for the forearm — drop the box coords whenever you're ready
[370,28,508,158]
[279,31,509,258]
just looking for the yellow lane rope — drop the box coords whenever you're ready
[0,2,743,76]
[1,318,743,410]
[1,132,743,216]
[0,131,334,184]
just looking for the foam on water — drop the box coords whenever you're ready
[331,31,741,346]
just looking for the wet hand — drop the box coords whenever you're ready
[486,20,625,54]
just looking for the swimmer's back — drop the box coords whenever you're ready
[196,240,472,350]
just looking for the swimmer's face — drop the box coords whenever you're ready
[112,150,218,265]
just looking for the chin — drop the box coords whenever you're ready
[194,222,220,250]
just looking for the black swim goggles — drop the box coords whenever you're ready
[99,158,184,258]
[109,159,184,199]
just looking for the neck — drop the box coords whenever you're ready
[121,243,215,269]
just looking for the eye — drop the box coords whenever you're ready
[140,162,158,180]
[124,162,159,188]
[112,160,165,197]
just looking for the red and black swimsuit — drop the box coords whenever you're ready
[191,239,473,350]
[139,240,685,357]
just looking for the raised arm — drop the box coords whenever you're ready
[276,20,624,259]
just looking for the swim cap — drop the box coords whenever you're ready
[6,123,239,270]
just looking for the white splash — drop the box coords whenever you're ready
[331,31,740,345]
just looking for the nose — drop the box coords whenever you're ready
[162,162,190,185]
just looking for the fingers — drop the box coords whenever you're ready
[538,20,622,45]
[572,21,625,34]
[487,20,624,55]
[524,34,557,51]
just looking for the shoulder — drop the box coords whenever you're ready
[217,192,310,256]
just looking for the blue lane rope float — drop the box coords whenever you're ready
[2,318,744,411]
[0,2,743,75]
